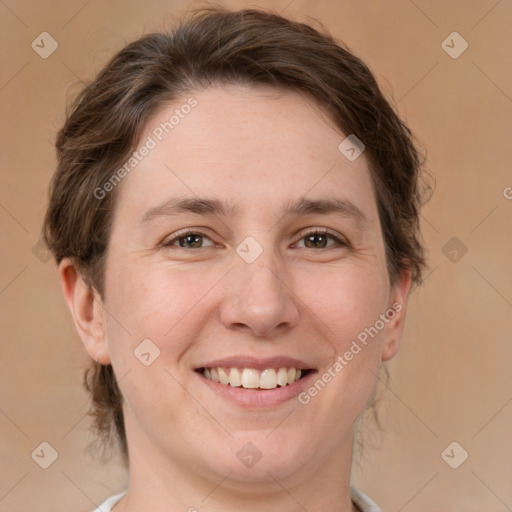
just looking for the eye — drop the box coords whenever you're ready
[295,229,348,249]
[162,230,216,249]
[162,228,348,251]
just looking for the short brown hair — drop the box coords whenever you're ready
[43,6,431,463]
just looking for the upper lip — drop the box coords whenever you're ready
[196,356,314,371]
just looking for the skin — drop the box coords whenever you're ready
[59,85,411,512]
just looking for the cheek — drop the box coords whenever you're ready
[300,266,389,406]
[296,263,389,348]
[104,258,221,359]
[298,265,390,415]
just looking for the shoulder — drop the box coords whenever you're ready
[92,488,380,512]
[350,486,382,512]
[91,491,127,512]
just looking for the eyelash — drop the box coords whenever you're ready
[162,228,349,250]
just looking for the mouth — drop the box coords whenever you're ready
[196,367,313,390]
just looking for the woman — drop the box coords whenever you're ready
[43,7,429,512]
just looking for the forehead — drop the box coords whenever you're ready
[113,85,379,225]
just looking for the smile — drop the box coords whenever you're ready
[199,367,310,390]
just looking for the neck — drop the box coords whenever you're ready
[114,426,358,512]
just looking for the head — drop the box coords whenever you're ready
[43,6,429,480]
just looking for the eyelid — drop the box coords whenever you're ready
[293,227,349,248]
[162,227,349,250]
[162,228,217,248]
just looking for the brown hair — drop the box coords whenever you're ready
[43,6,431,464]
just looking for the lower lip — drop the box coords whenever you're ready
[197,371,317,408]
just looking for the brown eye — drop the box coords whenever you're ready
[178,233,203,248]
[296,230,347,249]
[304,233,329,248]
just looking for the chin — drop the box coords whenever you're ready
[204,434,313,486]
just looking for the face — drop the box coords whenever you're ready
[68,85,410,489]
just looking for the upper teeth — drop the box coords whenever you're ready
[203,367,303,389]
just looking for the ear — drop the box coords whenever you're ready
[381,268,412,362]
[58,258,111,365]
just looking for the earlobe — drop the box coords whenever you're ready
[58,258,111,365]
[381,268,412,362]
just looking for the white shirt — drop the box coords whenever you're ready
[92,487,381,512]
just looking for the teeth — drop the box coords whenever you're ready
[229,368,242,387]
[276,367,288,386]
[259,369,277,389]
[241,368,259,388]
[218,367,230,385]
[202,367,305,389]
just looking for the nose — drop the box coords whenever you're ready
[219,254,300,339]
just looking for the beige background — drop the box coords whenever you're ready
[1,0,511,511]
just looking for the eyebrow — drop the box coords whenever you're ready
[138,195,368,227]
